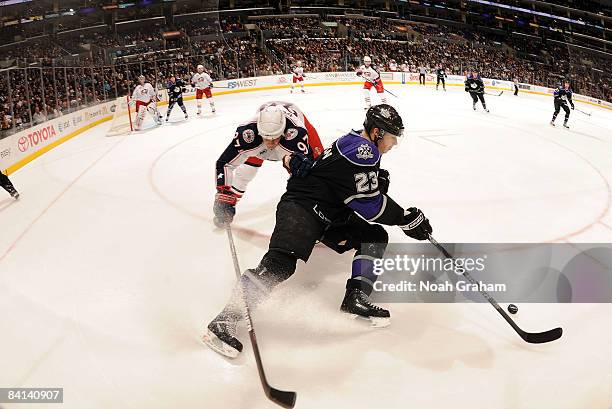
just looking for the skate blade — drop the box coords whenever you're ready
[201,329,240,359]
[347,314,390,328]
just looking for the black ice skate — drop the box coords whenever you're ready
[550,120,556,127]
[202,311,243,358]
[341,287,390,328]
[563,121,569,129]
[472,102,477,110]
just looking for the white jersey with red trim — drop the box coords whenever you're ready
[358,65,381,82]
[131,83,156,103]
[192,72,213,89]
[293,66,304,78]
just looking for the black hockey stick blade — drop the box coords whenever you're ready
[519,327,563,344]
[268,387,297,408]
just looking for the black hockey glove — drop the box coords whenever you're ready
[213,186,238,227]
[399,207,432,241]
[285,152,313,178]
[571,103,575,110]
[378,169,390,194]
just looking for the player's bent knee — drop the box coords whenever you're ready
[257,250,298,286]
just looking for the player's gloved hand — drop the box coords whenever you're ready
[356,70,363,77]
[571,103,575,110]
[210,83,214,88]
[378,169,390,194]
[213,186,238,227]
[284,152,313,178]
[399,207,432,241]
[464,87,469,92]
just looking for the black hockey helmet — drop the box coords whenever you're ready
[363,104,404,140]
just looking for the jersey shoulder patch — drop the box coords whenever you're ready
[235,122,262,147]
[335,132,380,167]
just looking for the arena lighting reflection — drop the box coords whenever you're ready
[468,0,604,29]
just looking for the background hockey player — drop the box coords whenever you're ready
[191,65,215,115]
[203,104,433,358]
[550,80,574,128]
[436,64,447,91]
[131,75,162,130]
[0,171,19,200]
[165,74,188,122]
[356,56,387,109]
[213,101,324,228]
[465,70,488,112]
[291,61,305,93]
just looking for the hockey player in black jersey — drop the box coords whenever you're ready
[436,64,447,91]
[550,80,574,128]
[0,171,19,200]
[203,104,433,358]
[465,70,489,112]
[165,75,188,121]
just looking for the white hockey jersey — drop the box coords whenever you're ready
[358,65,381,82]
[293,66,304,77]
[131,83,156,103]
[192,72,213,89]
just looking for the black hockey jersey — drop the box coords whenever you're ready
[436,68,447,79]
[283,131,405,226]
[554,86,574,106]
[167,79,186,100]
[465,75,484,93]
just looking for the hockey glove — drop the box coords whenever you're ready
[571,103,575,110]
[378,169,390,194]
[399,207,432,241]
[284,152,313,178]
[213,186,239,227]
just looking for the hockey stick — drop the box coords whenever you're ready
[225,225,297,408]
[575,107,591,117]
[485,91,503,96]
[427,234,563,344]
[384,88,399,98]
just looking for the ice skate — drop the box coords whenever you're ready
[202,311,243,358]
[341,287,390,328]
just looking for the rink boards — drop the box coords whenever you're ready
[2,70,611,176]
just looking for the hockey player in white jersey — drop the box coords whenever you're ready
[213,101,324,228]
[191,65,216,115]
[290,61,305,93]
[131,75,162,131]
[356,56,387,109]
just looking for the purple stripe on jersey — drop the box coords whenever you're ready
[347,194,383,221]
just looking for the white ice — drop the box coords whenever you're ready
[1,84,612,409]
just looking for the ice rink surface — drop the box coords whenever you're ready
[1,84,612,409]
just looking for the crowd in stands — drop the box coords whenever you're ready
[1,14,611,136]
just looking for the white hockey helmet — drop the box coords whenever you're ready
[257,105,286,140]
[363,56,372,65]
[197,64,204,72]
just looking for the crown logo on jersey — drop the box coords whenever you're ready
[356,144,374,160]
